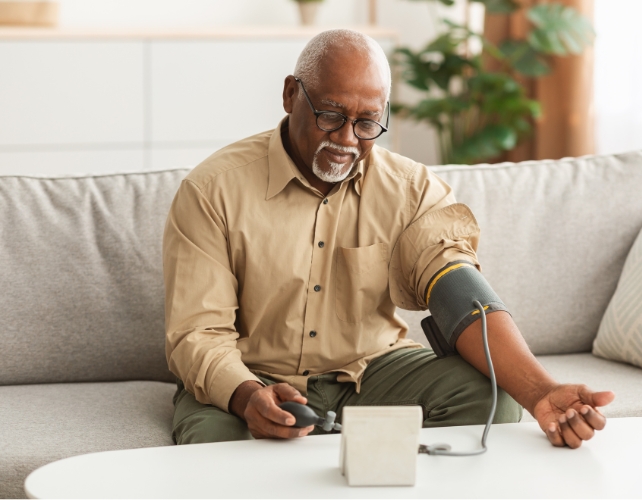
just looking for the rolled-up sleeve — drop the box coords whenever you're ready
[389,169,481,312]
[163,179,262,412]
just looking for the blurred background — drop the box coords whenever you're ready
[0,0,639,175]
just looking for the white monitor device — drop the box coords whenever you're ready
[340,406,423,487]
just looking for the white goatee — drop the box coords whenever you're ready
[311,140,360,183]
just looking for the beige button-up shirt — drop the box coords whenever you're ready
[163,119,481,412]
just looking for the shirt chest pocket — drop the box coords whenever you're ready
[335,242,389,324]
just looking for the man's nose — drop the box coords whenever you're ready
[330,121,360,150]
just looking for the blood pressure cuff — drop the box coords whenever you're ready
[421,261,508,358]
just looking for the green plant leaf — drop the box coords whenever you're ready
[514,118,532,134]
[499,39,551,77]
[527,3,595,56]
[392,47,432,90]
[391,1,558,165]
[452,125,517,164]
[431,54,474,90]
[425,32,462,54]
[489,124,517,150]
[471,0,519,14]
[393,36,478,93]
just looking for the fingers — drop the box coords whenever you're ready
[545,422,565,447]
[538,384,613,449]
[566,408,595,441]
[255,393,296,426]
[592,390,616,408]
[558,414,583,449]
[246,402,315,439]
[546,406,605,449]
[244,383,314,439]
[579,404,607,431]
[247,409,314,439]
[578,385,615,408]
[273,383,308,405]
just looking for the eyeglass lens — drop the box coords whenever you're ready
[317,112,383,140]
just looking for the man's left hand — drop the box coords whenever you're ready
[532,384,615,448]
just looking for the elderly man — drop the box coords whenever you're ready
[163,29,613,448]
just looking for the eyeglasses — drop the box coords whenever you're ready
[294,77,389,140]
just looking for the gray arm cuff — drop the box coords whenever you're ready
[426,263,509,348]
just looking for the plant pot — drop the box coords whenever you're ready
[0,1,59,26]
[297,2,320,26]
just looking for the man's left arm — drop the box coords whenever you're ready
[389,186,615,448]
[455,311,615,448]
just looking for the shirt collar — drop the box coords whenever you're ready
[266,117,300,200]
[266,117,366,200]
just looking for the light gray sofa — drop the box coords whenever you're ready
[2,152,642,498]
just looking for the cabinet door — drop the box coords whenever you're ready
[150,37,396,151]
[0,41,144,146]
[150,145,221,171]
[150,39,308,144]
[0,150,145,176]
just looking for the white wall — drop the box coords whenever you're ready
[55,0,368,29]
[6,0,632,170]
[51,0,447,165]
[1,1,462,174]
[594,0,642,155]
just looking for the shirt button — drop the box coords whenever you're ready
[314,285,321,292]
[309,330,317,337]
[323,198,328,204]
[303,370,310,376]
[318,241,324,248]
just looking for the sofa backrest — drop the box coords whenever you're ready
[399,151,642,355]
[3,152,642,386]
[0,169,188,385]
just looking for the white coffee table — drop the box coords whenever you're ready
[25,418,642,499]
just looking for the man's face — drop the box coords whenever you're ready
[283,51,388,186]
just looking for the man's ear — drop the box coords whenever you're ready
[282,75,298,114]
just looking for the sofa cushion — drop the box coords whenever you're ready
[432,152,642,354]
[522,353,642,422]
[0,169,188,385]
[592,225,642,368]
[0,381,176,499]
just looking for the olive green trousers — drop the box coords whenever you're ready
[172,348,522,444]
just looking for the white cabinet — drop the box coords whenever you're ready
[0,149,145,175]
[0,29,397,175]
[0,42,144,147]
[149,145,218,171]
[150,40,306,144]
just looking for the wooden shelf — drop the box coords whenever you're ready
[0,25,397,40]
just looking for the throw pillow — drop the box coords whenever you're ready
[593,226,642,368]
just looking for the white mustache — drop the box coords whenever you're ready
[315,141,360,158]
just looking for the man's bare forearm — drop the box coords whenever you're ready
[455,311,557,415]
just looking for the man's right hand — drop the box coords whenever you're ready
[229,380,315,439]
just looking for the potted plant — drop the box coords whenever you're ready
[292,0,325,26]
[0,0,59,26]
[393,0,594,164]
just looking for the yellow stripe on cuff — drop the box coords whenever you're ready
[471,305,490,315]
[425,262,476,304]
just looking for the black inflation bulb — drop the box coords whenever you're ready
[279,401,324,428]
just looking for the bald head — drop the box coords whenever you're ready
[293,29,391,101]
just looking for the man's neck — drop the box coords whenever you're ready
[280,121,335,197]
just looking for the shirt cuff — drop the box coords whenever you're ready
[207,362,264,413]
